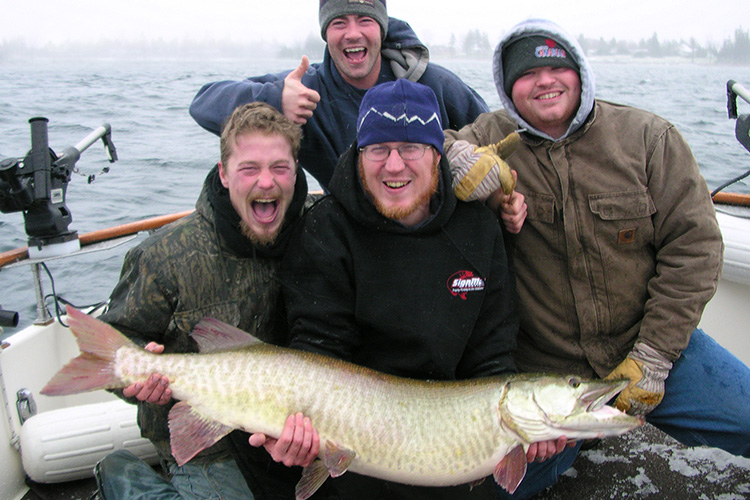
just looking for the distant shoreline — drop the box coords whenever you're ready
[0,50,738,67]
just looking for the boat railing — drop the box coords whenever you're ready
[713,80,750,199]
[0,210,193,326]
[0,117,194,327]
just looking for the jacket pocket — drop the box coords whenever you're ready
[525,191,555,224]
[587,190,656,334]
[589,190,656,247]
[589,190,655,221]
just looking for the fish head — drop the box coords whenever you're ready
[498,374,643,443]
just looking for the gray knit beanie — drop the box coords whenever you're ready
[319,0,388,41]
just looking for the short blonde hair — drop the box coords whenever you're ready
[220,102,302,166]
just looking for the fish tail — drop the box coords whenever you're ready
[40,306,133,395]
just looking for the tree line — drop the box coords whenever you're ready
[2,27,747,63]
[577,27,750,63]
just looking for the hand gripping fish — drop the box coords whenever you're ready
[42,307,642,498]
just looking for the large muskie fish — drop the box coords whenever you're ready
[43,306,642,498]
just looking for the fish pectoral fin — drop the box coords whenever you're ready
[322,440,357,477]
[168,401,233,466]
[468,477,487,489]
[296,460,330,500]
[295,440,356,499]
[493,444,527,494]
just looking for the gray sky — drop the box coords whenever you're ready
[5,0,748,48]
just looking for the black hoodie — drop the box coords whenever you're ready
[283,143,518,381]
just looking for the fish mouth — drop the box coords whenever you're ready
[578,377,630,413]
[251,198,280,224]
[555,377,643,436]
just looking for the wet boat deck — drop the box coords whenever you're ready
[536,423,750,499]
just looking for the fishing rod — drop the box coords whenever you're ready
[712,80,750,198]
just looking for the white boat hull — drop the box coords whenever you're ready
[698,207,750,366]
[0,317,156,499]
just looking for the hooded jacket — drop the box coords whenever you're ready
[100,165,308,462]
[445,19,723,378]
[190,17,489,190]
[282,144,518,382]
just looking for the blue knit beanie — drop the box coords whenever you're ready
[319,0,388,41]
[357,79,444,155]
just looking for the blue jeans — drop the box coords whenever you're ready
[95,449,255,500]
[647,329,750,455]
[497,329,750,499]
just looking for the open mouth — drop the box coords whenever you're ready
[536,91,563,101]
[251,198,279,224]
[384,180,410,190]
[581,379,629,413]
[344,47,367,63]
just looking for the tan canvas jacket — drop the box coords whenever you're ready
[446,100,723,377]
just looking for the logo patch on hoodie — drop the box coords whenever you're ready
[447,270,486,300]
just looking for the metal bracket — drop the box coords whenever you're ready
[16,388,37,425]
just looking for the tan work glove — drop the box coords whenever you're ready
[447,133,520,201]
[605,342,673,416]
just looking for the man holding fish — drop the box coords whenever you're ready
[93,102,311,499]
[446,17,750,498]
[244,78,569,499]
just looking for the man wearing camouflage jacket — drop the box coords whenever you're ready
[94,102,311,500]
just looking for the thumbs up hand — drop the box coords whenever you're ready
[282,56,321,125]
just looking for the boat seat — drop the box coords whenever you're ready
[20,399,158,483]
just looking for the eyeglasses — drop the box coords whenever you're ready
[359,143,431,162]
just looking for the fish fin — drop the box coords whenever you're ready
[469,477,486,489]
[41,306,132,395]
[296,460,330,500]
[168,401,232,466]
[322,440,356,477]
[493,444,527,494]
[191,317,266,353]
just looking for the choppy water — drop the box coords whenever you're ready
[1,57,750,333]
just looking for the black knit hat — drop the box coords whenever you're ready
[502,35,579,96]
[319,0,388,41]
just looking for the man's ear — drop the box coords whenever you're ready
[218,161,230,188]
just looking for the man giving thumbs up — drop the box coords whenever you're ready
[281,56,321,125]
[190,1,488,190]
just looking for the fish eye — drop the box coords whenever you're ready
[568,377,581,388]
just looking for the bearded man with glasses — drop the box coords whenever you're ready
[228,79,567,500]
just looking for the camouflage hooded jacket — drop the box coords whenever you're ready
[99,165,307,462]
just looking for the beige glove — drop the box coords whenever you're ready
[447,133,520,201]
[605,342,673,416]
